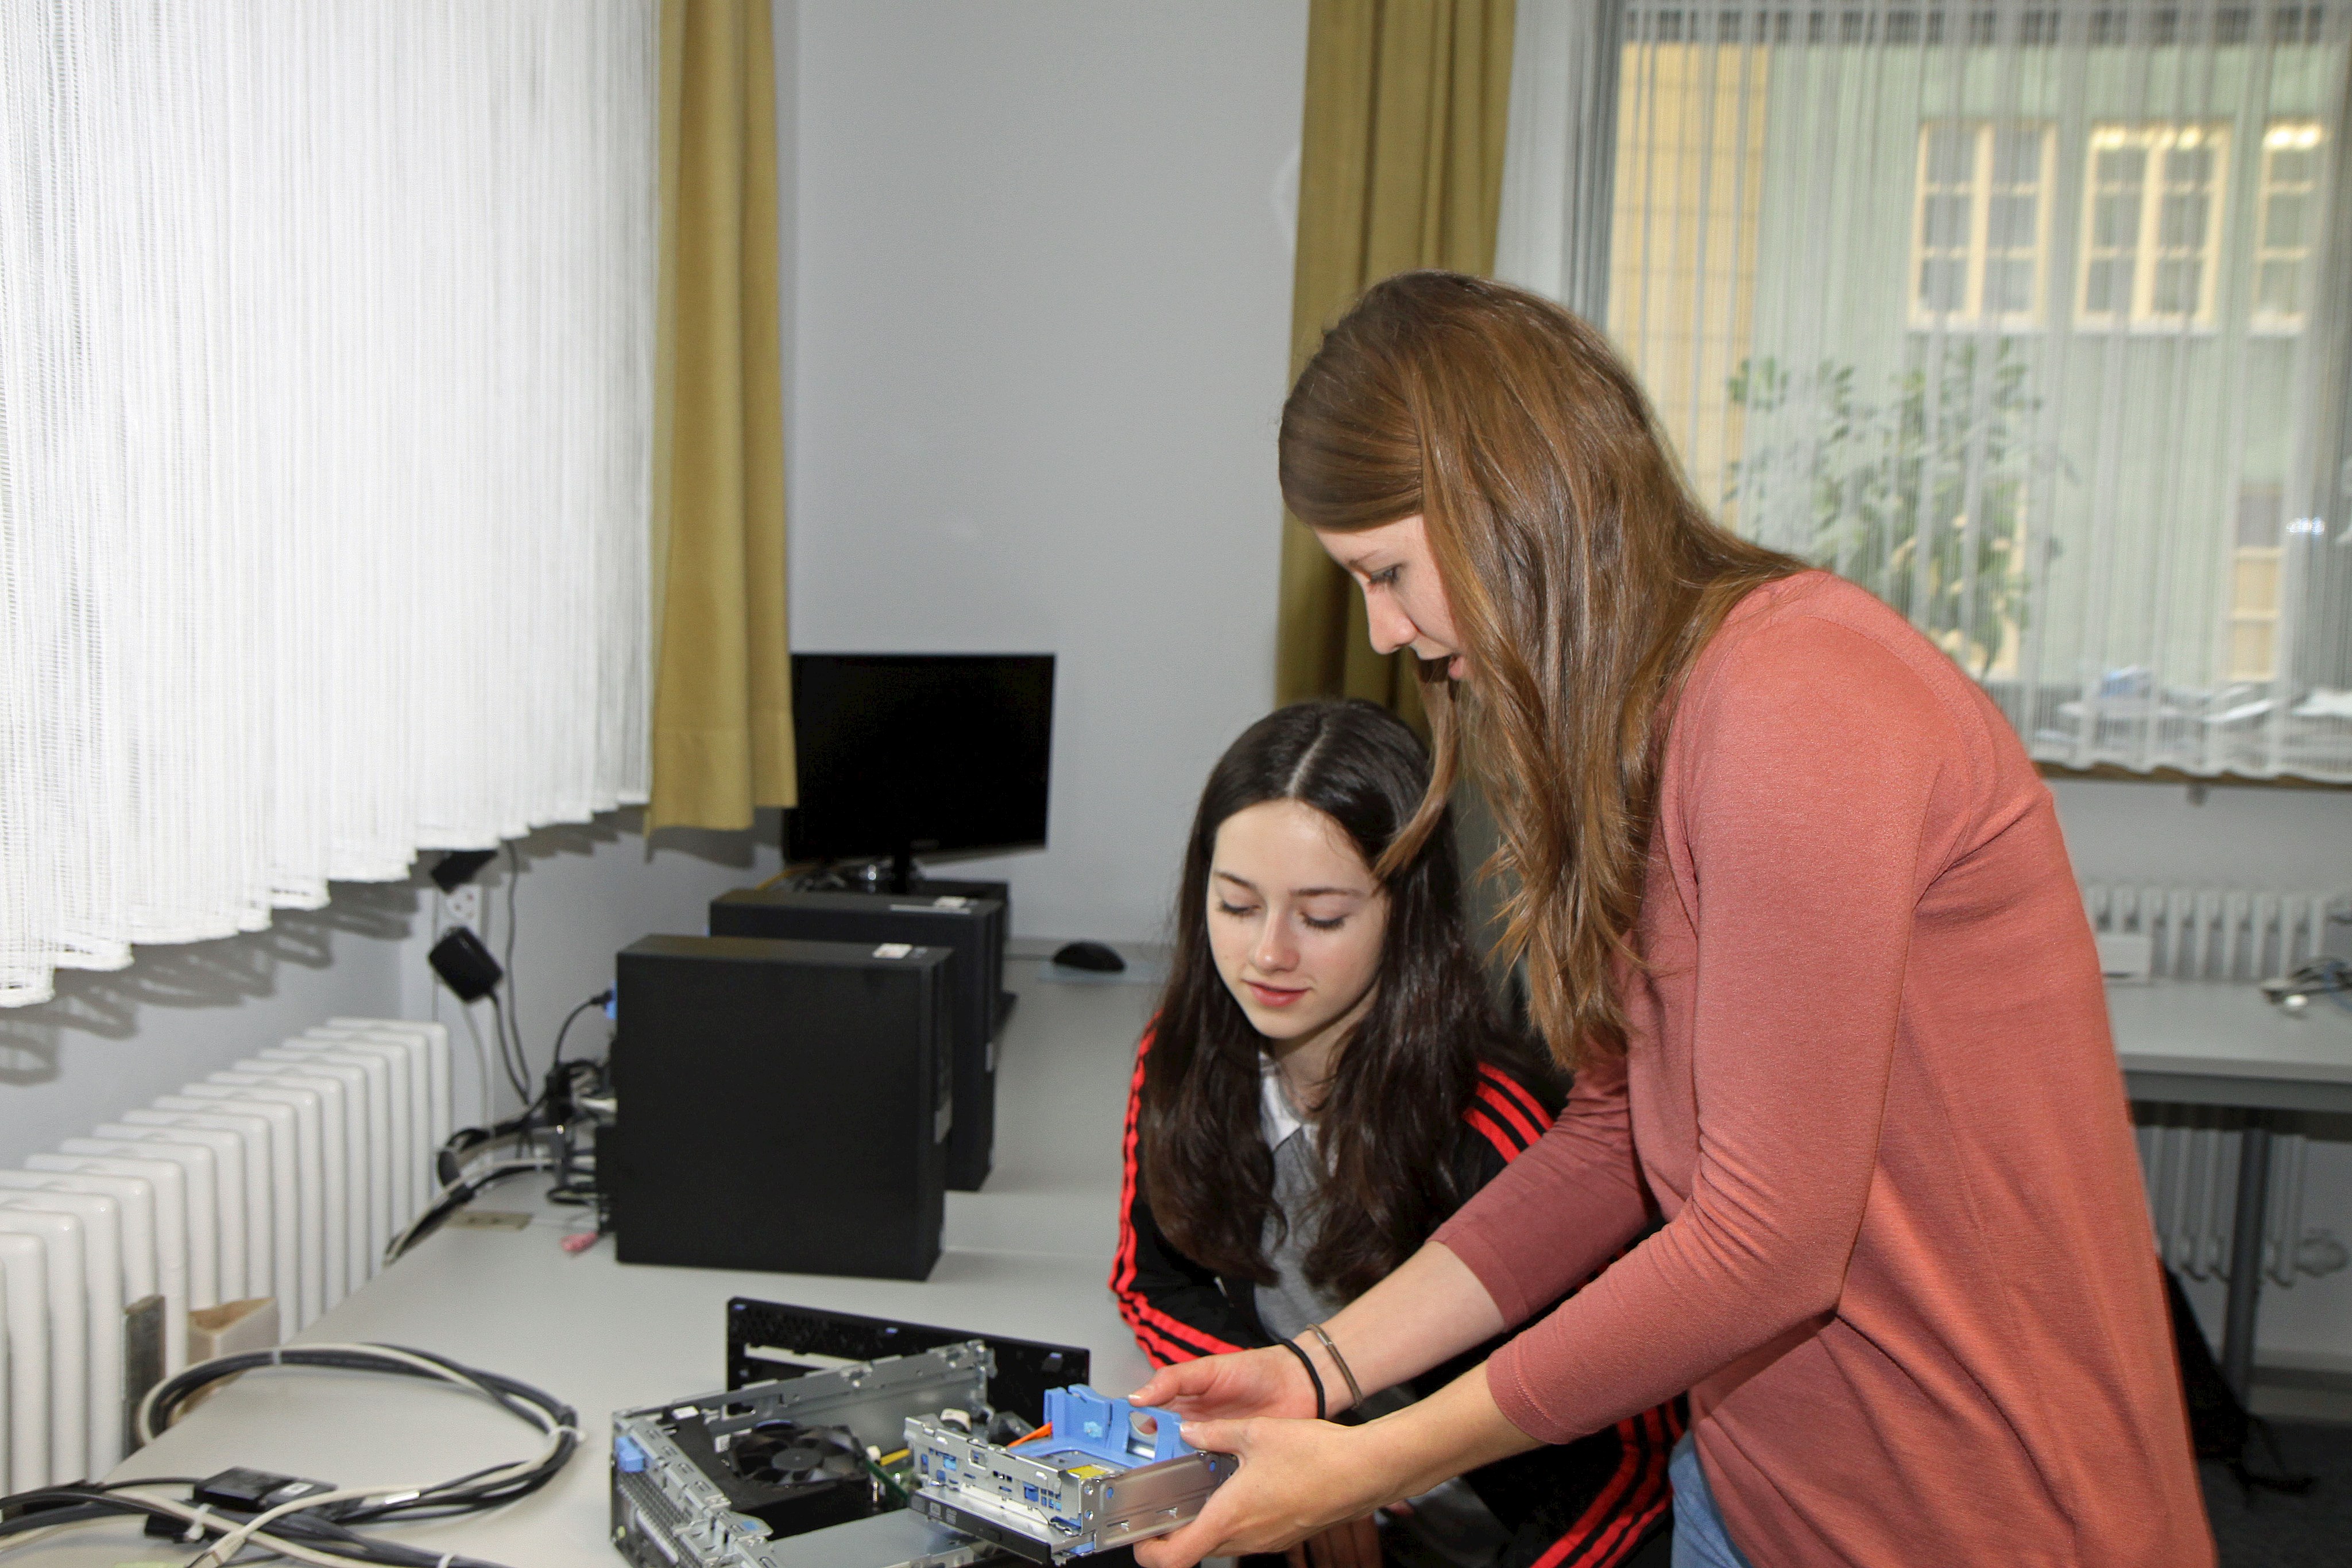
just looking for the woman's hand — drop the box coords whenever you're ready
[1133,1364,1544,1568]
[1132,1416,1409,1568]
[1128,1345,1320,1421]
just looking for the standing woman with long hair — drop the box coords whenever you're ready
[1129,273,2208,1568]
[1115,698,1678,1568]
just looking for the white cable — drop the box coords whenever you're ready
[118,1493,440,1568]
[129,1341,571,1568]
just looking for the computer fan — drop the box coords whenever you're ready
[659,1406,880,1539]
[726,1419,866,1490]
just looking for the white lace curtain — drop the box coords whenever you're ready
[0,1,657,1006]
[1501,0,2352,780]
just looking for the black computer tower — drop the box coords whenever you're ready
[710,888,1003,1191]
[910,878,1015,1033]
[610,935,953,1280]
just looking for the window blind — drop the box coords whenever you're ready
[0,1,657,1006]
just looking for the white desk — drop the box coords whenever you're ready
[2108,979,2352,1397]
[41,967,2326,1564]
[19,959,1159,1568]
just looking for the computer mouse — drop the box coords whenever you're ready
[1052,940,1127,973]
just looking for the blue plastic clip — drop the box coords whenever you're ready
[614,1434,647,1474]
[1041,1386,1194,1466]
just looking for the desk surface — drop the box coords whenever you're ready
[22,958,1162,1568]
[26,969,2342,1566]
[2109,978,2352,1113]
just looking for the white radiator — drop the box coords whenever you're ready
[2081,880,2346,982]
[0,1018,448,1486]
[2137,1112,2350,1288]
[2095,882,2352,1299]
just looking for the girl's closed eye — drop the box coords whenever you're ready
[1367,565,1400,588]
[1302,912,1348,931]
[1216,899,1259,919]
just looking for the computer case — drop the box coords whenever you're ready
[710,889,1004,1191]
[909,878,1016,1033]
[609,935,953,1280]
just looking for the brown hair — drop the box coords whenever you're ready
[1142,700,1558,1300]
[1278,271,1802,1067]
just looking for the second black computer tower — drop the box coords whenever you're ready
[710,888,1004,1191]
[609,935,953,1280]
[906,877,1015,1035]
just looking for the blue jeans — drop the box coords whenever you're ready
[1669,1433,1757,1568]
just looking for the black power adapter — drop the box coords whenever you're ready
[428,926,505,1003]
[144,1468,334,1538]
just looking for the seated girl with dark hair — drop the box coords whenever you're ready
[1112,699,1677,1568]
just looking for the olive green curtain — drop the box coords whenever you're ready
[647,0,794,831]
[1275,0,1516,732]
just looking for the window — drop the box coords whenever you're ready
[2253,120,2324,334]
[1502,1,2352,780]
[1911,121,2055,330]
[2231,486,2284,680]
[2077,124,2230,331]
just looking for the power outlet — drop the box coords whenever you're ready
[444,883,482,930]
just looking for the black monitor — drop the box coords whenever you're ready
[785,653,1054,886]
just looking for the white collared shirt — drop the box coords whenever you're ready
[1259,1055,1310,1149]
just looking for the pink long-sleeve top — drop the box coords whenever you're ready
[1432,572,2208,1567]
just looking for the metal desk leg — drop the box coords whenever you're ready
[2222,1120,2273,1402]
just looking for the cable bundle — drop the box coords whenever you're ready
[0,1344,578,1568]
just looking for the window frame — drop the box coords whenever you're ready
[1908,119,2057,333]
[2252,119,2325,336]
[2074,122,2233,334]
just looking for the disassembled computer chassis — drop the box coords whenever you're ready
[612,1334,1231,1568]
[905,1410,1238,1563]
[612,1341,999,1568]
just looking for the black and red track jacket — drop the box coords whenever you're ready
[1111,1029,1680,1568]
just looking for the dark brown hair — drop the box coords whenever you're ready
[1279,272,1802,1067]
[1139,699,1556,1300]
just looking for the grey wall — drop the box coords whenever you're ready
[787,1,1312,946]
[2049,776,2352,899]
[392,815,784,1128]
[0,818,782,1175]
[0,899,408,1174]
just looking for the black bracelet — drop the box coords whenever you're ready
[1275,1337,1326,1420]
[1305,1322,1364,1411]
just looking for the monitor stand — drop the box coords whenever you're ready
[826,861,1020,1029]
[844,846,921,895]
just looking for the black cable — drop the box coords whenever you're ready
[502,842,524,1085]
[2300,957,2352,1014]
[139,1345,578,1520]
[548,992,610,1066]
[385,1158,546,1263]
[0,1485,511,1568]
[3,1354,578,1568]
[483,993,529,1108]
[98,1476,201,1490]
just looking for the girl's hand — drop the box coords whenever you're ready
[1128,1345,1320,1420]
[1135,1363,1542,1568]
[1132,1417,1409,1568]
